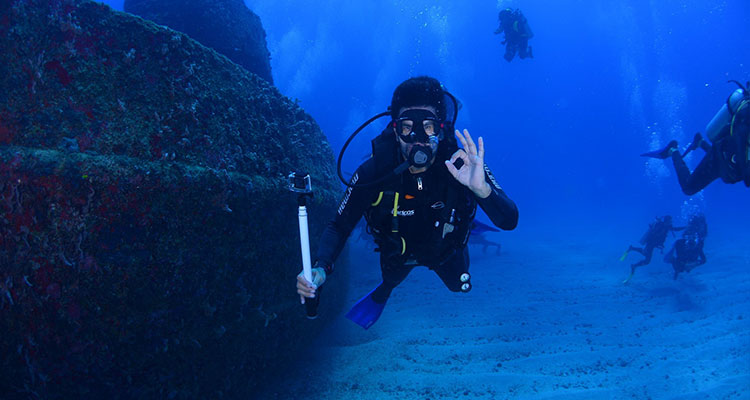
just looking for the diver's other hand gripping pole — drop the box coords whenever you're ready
[298,204,318,318]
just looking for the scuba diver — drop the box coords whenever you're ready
[664,214,707,280]
[641,80,750,195]
[494,8,534,62]
[469,220,502,255]
[295,76,519,329]
[683,212,708,242]
[621,215,684,284]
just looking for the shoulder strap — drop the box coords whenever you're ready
[371,127,400,176]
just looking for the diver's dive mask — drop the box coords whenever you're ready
[393,109,444,144]
[336,88,460,188]
[394,109,443,168]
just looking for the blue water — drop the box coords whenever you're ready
[102,0,750,398]
[237,0,750,233]
[99,0,750,228]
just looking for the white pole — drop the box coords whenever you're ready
[298,205,313,284]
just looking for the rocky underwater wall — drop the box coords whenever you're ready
[0,0,345,398]
[123,0,275,84]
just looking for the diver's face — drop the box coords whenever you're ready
[394,106,440,173]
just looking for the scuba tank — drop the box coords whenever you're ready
[705,81,750,142]
[705,80,750,187]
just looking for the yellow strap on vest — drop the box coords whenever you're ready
[371,192,384,206]
[391,192,400,233]
[400,237,406,255]
[392,192,399,217]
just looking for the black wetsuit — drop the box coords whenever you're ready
[629,219,682,269]
[496,10,533,62]
[665,236,706,280]
[671,107,750,195]
[684,215,708,241]
[314,157,518,301]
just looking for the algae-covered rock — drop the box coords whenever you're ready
[124,0,275,84]
[0,0,345,398]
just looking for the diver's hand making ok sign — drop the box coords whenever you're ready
[445,129,492,199]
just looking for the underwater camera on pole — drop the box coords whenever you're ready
[288,171,318,319]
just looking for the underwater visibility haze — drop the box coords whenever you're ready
[2,0,749,398]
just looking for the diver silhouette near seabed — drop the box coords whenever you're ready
[664,213,708,280]
[469,220,502,255]
[620,215,683,284]
[620,213,708,283]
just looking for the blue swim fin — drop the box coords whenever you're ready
[345,289,387,330]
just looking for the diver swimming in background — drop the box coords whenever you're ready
[469,220,502,255]
[494,8,534,62]
[665,214,708,280]
[295,76,518,329]
[682,212,708,243]
[621,215,684,284]
[641,81,750,194]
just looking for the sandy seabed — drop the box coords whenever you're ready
[262,234,750,400]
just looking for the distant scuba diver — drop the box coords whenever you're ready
[494,8,534,62]
[641,80,750,195]
[665,214,708,280]
[295,76,519,329]
[683,213,708,240]
[469,220,502,255]
[621,215,684,284]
